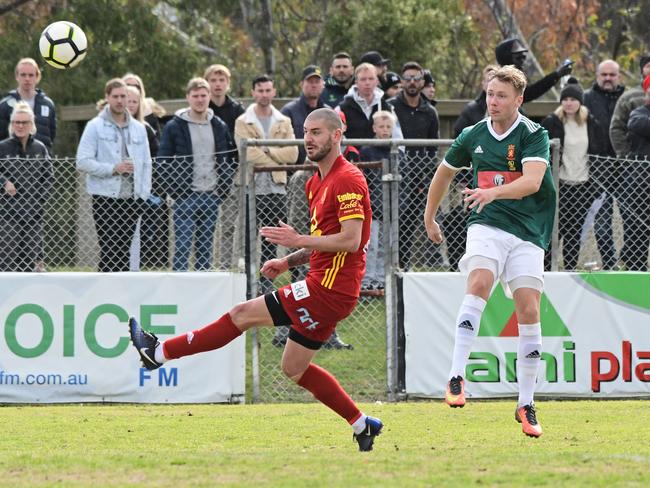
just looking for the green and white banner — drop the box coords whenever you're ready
[404,272,650,398]
[0,273,246,403]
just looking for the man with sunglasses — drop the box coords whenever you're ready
[388,61,441,270]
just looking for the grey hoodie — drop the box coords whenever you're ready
[177,108,217,192]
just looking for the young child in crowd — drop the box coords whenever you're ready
[359,110,397,289]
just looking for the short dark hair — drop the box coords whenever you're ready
[252,74,273,89]
[332,52,352,64]
[401,61,423,74]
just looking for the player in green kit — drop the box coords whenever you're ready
[424,65,556,438]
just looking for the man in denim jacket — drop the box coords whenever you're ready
[76,78,152,272]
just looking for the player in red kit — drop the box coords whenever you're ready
[128,107,383,451]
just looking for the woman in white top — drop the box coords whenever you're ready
[541,78,607,270]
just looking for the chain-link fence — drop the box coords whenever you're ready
[2,139,649,403]
[241,138,390,403]
[556,154,650,272]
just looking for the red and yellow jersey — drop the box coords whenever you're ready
[305,154,371,298]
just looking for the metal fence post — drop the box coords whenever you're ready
[239,140,260,403]
[550,138,561,271]
[384,141,402,401]
[236,140,248,275]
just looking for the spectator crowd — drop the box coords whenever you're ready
[2,44,650,278]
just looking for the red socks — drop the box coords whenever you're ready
[161,315,360,424]
[162,312,242,360]
[297,363,361,424]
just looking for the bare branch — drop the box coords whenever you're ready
[0,0,33,16]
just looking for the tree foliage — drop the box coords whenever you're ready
[0,0,209,104]
[0,0,646,106]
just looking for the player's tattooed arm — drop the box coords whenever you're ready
[286,248,312,268]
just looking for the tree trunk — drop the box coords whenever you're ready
[240,0,275,75]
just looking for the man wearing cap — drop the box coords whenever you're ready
[381,72,401,100]
[617,71,650,270]
[360,50,389,87]
[281,65,328,164]
[321,52,355,108]
[494,38,573,102]
[582,60,625,270]
[421,70,436,104]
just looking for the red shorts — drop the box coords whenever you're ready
[276,277,358,343]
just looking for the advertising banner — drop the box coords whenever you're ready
[0,273,246,403]
[404,272,650,398]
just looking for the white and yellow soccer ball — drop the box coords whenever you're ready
[39,21,88,69]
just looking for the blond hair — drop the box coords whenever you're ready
[488,65,527,95]
[123,73,166,118]
[123,73,147,98]
[126,85,144,122]
[355,62,377,78]
[9,101,36,136]
[372,110,396,125]
[203,64,231,81]
[483,64,499,77]
[554,104,588,126]
[186,77,210,95]
[15,57,41,82]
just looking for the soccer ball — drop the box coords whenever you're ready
[39,21,88,69]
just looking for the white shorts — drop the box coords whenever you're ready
[459,224,544,292]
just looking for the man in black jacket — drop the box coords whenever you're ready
[495,38,573,103]
[0,58,56,152]
[204,64,246,272]
[337,63,402,140]
[282,65,328,164]
[388,61,441,270]
[453,65,499,137]
[621,74,650,270]
[320,52,355,108]
[204,64,245,137]
[158,77,237,271]
[360,50,390,88]
[582,60,625,269]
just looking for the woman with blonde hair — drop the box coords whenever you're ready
[0,101,53,271]
[123,73,166,136]
[125,84,167,268]
[541,78,607,270]
[126,85,159,156]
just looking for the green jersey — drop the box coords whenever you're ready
[443,114,556,250]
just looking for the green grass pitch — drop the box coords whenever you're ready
[2,400,649,487]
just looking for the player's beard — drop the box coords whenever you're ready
[307,139,333,162]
